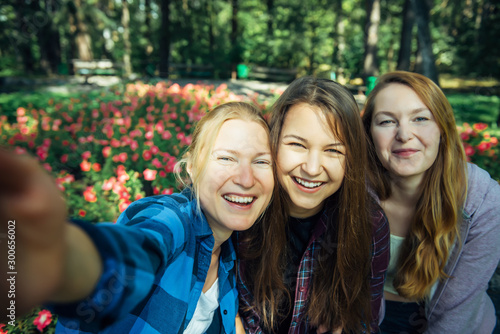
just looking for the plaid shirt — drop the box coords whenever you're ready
[238,207,389,333]
[51,189,238,334]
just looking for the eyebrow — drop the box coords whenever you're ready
[282,134,344,147]
[213,149,271,156]
[374,107,430,116]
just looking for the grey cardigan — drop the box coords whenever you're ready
[425,163,500,333]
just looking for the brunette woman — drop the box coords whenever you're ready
[237,77,390,333]
[362,71,500,333]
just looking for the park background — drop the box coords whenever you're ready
[1,0,500,332]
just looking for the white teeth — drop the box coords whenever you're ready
[295,177,322,188]
[224,195,254,204]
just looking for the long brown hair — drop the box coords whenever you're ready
[362,71,467,300]
[240,77,373,332]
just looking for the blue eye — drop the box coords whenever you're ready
[415,117,429,122]
[255,160,271,165]
[379,120,395,125]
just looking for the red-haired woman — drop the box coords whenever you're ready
[362,71,500,333]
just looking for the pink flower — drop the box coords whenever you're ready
[145,131,154,140]
[464,144,475,157]
[33,309,53,332]
[82,151,91,160]
[93,163,102,172]
[142,150,152,161]
[102,146,112,158]
[83,186,97,203]
[118,152,128,163]
[162,131,172,140]
[80,160,91,172]
[17,107,26,116]
[473,123,488,132]
[42,163,52,172]
[61,154,69,163]
[152,158,163,169]
[143,168,157,181]
[119,201,131,212]
[150,145,160,155]
[162,188,174,195]
[102,177,117,191]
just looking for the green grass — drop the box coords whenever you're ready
[447,93,500,126]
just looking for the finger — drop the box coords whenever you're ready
[0,149,33,195]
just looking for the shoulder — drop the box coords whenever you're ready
[465,163,500,218]
[120,191,196,219]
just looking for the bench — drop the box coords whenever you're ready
[246,66,297,83]
[169,63,214,78]
[72,59,123,83]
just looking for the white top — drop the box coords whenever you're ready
[184,278,220,334]
[384,234,439,300]
[384,234,405,295]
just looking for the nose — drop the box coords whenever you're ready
[302,150,322,176]
[233,163,256,188]
[396,123,413,142]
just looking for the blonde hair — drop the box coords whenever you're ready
[175,102,270,211]
[362,71,467,300]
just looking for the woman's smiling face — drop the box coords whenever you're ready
[277,102,346,218]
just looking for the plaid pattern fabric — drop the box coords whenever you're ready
[238,207,389,334]
[51,189,238,334]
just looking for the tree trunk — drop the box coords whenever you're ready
[231,0,239,79]
[396,0,415,71]
[411,0,439,85]
[363,0,380,78]
[159,0,171,77]
[70,0,93,61]
[12,0,36,73]
[122,0,132,76]
[332,0,345,82]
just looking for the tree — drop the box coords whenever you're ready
[411,0,439,84]
[396,0,415,71]
[159,0,171,77]
[69,0,93,61]
[363,0,380,78]
[332,0,345,81]
[121,0,132,76]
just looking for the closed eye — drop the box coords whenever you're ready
[326,148,344,154]
[379,119,395,125]
[288,142,306,148]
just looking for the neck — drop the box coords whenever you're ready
[389,174,422,206]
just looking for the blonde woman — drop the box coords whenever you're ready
[0,102,275,333]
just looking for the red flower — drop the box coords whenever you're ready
[119,201,131,212]
[118,152,127,163]
[473,123,488,132]
[142,150,152,161]
[162,188,174,195]
[162,131,172,140]
[460,132,469,141]
[464,144,475,157]
[80,160,91,172]
[143,168,157,181]
[92,163,102,172]
[33,309,53,332]
[61,154,69,163]
[82,151,91,160]
[83,186,97,203]
[79,209,87,217]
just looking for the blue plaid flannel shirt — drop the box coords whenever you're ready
[238,207,389,333]
[51,189,238,333]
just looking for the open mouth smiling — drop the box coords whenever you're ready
[293,176,324,189]
[223,194,256,206]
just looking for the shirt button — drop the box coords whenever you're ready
[299,286,306,292]
[223,310,228,315]
[291,321,297,326]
